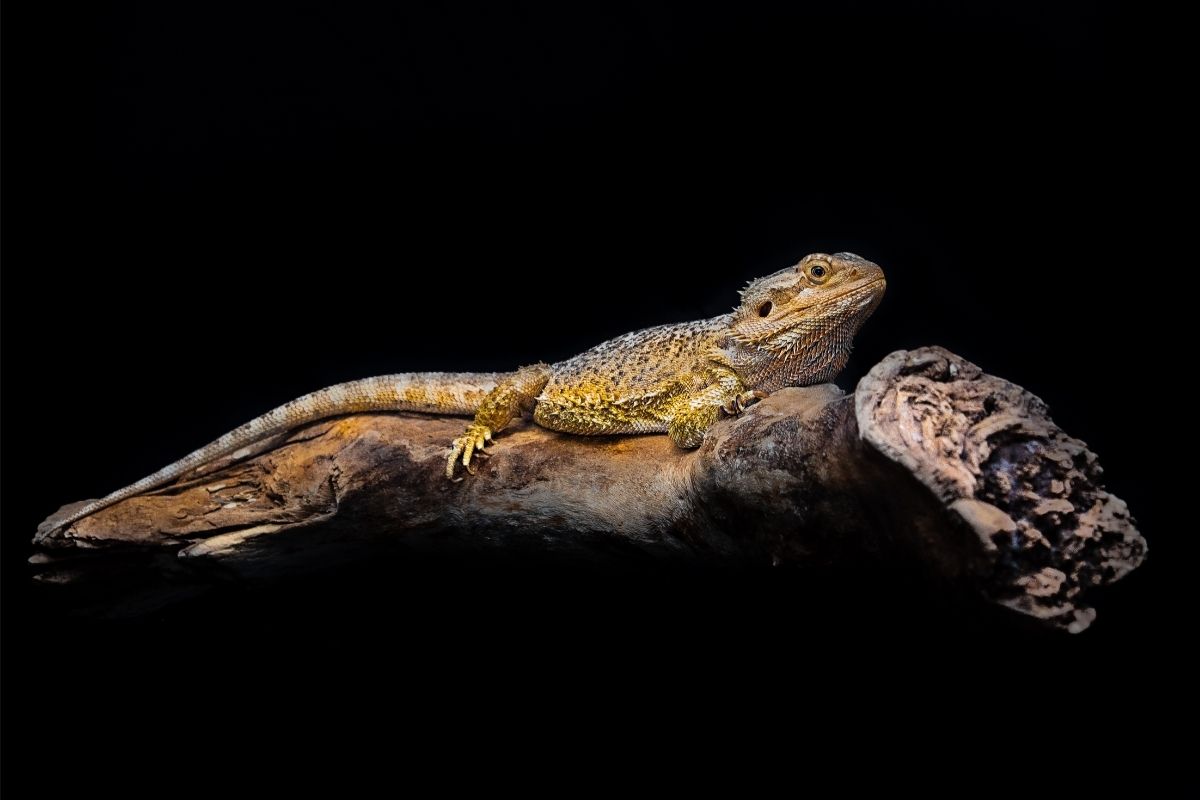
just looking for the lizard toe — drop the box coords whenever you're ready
[447,423,494,479]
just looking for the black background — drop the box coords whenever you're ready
[4,0,1189,783]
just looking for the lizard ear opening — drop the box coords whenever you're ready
[757,301,773,317]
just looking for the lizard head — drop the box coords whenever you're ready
[726,252,886,390]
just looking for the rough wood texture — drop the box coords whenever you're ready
[34,347,1146,631]
[856,349,1146,632]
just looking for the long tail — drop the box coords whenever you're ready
[37,372,499,540]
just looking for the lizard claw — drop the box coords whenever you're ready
[446,423,494,479]
[722,389,768,416]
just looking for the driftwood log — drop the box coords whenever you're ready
[33,347,1146,632]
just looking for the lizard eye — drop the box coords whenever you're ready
[757,301,773,317]
[806,262,830,283]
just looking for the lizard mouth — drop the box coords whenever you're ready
[803,276,886,309]
[860,276,887,299]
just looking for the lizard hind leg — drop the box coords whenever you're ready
[446,363,551,479]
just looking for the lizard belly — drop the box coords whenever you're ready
[533,379,686,435]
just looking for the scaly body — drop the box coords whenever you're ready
[41,253,885,540]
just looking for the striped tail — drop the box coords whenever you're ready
[36,372,500,542]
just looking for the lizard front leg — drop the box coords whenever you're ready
[447,363,551,479]
[667,367,765,448]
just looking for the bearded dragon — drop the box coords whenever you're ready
[39,252,885,541]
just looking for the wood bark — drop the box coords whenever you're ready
[33,347,1146,632]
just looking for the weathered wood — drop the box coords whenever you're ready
[33,347,1146,632]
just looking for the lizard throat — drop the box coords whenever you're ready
[726,279,884,390]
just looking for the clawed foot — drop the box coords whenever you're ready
[446,423,494,479]
[722,389,768,416]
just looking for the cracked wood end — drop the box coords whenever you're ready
[855,348,1147,632]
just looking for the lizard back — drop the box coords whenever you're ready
[534,317,731,435]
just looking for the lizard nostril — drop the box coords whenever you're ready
[757,301,772,317]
